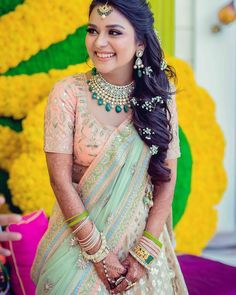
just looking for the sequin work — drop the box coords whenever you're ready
[43,73,181,168]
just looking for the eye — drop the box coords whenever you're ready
[109,30,122,36]
[86,28,98,35]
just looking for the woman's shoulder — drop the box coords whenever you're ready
[47,72,91,108]
[52,72,88,92]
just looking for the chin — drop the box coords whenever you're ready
[94,63,117,75]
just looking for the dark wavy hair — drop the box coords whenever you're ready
[89,0,177,185]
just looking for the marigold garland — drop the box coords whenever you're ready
[0,126,22,171]
[6,25,88,76]
[8,151,54,216]
[0,0,90,73]
[167,57,227,254]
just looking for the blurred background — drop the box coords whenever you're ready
[0,0,235,293]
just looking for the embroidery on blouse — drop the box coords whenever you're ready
[72,74,115,167]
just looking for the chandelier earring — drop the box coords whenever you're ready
[134,49,144,78]
[134,49,153,78]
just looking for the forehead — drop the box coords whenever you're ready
[89,5,134,29]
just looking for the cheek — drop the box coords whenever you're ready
[117,43,136,61]
[115,36,136,59]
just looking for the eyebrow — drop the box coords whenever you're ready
[88,23,125,30]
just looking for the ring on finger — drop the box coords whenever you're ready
[124,278,133,287]
[115,275,126,286]
[125,282,136,291]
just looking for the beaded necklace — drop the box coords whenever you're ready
[87,68,135,113]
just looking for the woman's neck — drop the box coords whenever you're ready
[100,68,134,86]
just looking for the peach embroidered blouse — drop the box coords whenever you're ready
[44,73,181,170]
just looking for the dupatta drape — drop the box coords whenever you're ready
[31,121,188,295]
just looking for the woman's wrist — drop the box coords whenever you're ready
[86,237,102,255]
[66,210,109,262]
[143,230,162,248]
[129,231,162,270]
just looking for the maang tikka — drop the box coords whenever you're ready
[97,2,113,19]
[134,49,153,78]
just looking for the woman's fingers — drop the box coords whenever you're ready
[0,231,22,242]
[0,214,22,226]
[111,272,134,294]
[111,254,147,294]
[0,197,23,256]
[0,247,12,257]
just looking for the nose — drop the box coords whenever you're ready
[94,33,108,48]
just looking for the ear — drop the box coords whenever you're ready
[137,41,145,52]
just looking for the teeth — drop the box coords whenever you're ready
[96,52,115,58]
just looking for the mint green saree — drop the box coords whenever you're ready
[31,121,188,295]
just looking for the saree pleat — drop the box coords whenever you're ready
[31,122,188,295]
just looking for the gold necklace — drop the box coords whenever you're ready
[87,68,135,113]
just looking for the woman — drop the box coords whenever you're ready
[31,0,189,294]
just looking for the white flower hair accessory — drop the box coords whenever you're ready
[160,59,167,71]
[138,127,155,140]
[150,145,159,156]
[141,96,164,112]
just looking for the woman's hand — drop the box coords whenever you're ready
[0,197,22,256]
[111,254,147,294]
[93,251,128,292]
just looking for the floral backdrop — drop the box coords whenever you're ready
[0,0,227,254]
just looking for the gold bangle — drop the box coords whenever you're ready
[129,243,155,269]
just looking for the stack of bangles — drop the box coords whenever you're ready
[129,230,162,270]
[65,210,110,263]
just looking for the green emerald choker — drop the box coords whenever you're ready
[87,68,135,113]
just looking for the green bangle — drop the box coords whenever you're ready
[143,230,162,248]
[68,210,89,227]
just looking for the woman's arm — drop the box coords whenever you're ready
[45,152,100,249]
[46,152,84,218]
[46,152,127,289]
[144,158,177,238]
[112,159,178,294]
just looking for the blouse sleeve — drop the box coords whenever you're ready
[166,93,181,160]
[44,77,77,154]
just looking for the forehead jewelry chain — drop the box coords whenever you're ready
[87,68,135,113]
[97,2,113,19]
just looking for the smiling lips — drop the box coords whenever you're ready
[95,51,116,59]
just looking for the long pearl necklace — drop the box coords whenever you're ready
[87,68,135,113]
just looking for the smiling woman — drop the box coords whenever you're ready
[31,1,188,294]
[86,7,139,84]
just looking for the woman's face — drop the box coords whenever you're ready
[86,5,143,78]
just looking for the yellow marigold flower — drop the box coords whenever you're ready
[167,57,227,254]
[0,0,90,73]
[8,152,54,216]
[0,126,22,171]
